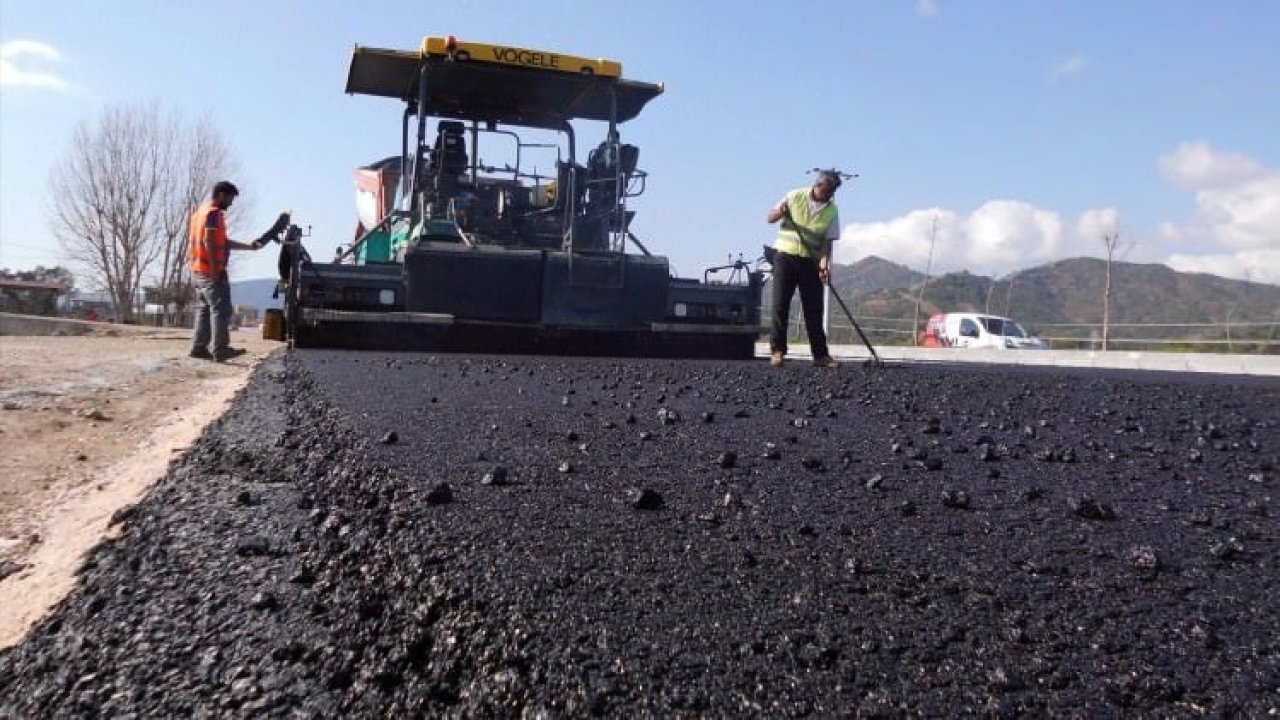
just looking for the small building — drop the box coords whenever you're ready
[0,279,69,316]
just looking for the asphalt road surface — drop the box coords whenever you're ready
[1,350,1276,717]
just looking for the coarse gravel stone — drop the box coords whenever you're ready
[480,466,509,486]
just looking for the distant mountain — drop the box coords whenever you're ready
[998,258,1280,326]
[230,278,283,315]
[832,256,926,299]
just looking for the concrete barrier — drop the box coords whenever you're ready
[0,312,185,339]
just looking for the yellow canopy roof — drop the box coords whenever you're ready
[345,45,663,126]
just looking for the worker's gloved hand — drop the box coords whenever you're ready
[266,212,291,237]
[256,212,292,246]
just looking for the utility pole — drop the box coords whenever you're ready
[1225,305,1237,353]
[912,215,938,345]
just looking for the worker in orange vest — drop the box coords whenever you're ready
[188,181,285,361]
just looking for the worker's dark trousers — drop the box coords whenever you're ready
[769,251,829,359]
[192,272,233,355]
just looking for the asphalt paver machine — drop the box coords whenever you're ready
[280,36,763,358]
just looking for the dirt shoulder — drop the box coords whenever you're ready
[0,325,278,647]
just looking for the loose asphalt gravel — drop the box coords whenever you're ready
[1,350,1276,718]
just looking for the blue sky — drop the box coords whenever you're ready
[2,0,1278,286]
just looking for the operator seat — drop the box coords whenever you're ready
[431,121,469,178]
[428,121,470,211]
[585,140,640,231]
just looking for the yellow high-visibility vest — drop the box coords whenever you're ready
[774,188,837,260]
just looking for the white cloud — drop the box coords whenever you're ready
[836,144,1280,284]
[837,201,1080,277]
[1157,221,1184,243]
[1165,248,1280,283]
[0,39,69,91]
[1157,143,1280,280]
[1051,55,1088,79]
[1076,208,1121,242]
[837,209,958,272]
[1158,141,1268,190]
[915,0,940,19]
[967,200,1065,266]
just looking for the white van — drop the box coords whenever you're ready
[921,313,1047,350]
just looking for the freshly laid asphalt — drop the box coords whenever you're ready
[1,350,1276,717]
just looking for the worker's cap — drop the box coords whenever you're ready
[212,180,240,197]
[815,169,842,190]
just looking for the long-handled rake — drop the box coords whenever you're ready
[825,277,884,367]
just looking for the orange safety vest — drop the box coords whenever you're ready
[188,200,228,276]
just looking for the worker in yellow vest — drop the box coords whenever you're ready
[766,170,842,368]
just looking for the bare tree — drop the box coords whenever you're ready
[154,117,239,324]
[49,105,177,322]
[984,270,1008,315]
[1225,304,1238,352]
[47,105,239,325]
[1100,230,1135,351]
[1004,270,1017,317]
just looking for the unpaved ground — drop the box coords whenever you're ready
[0,327,276,646]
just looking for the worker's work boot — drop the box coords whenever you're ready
[769,352,785,368]
[813,355,839,369]
[214,347,248,363]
